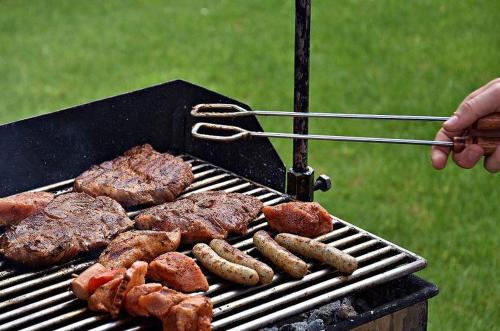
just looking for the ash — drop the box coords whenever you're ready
[262,297,358,331]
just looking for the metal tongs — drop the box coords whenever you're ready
[191,103,500,156]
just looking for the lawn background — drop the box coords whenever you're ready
[0,1,498,329]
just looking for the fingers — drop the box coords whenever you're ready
[431,129,452,170]
[431,127,463,170]
[452,145,484,169]
[484,145,500,173]
[444,80,500,132]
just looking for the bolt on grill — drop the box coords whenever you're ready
[0,155,426,331]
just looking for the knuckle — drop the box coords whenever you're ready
[492,83,500,97]
[460,100,475,114]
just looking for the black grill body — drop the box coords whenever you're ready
[0,79,285,196]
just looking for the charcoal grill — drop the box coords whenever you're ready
[0,1,438,330]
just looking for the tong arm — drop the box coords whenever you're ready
[191,123,251,142]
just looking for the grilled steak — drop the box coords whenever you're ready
[74,144,193,208]
[0,191,54,226]
[98,229,181,269]
[0,193,134,267]
[135,191,263,243]
[263,202,333,238]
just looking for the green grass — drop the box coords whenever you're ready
[0,1,499,329]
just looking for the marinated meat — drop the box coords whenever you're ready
[139,288,188,319]
[88,270,126,312]
[0,193,134,267]
[74,144,193,208]
[163,296,212,331]
[136,191,262,243]
[263,202,333,238]
[148,252,209,293]
[72,263,109,300]
[0,191,54,226]
[111,261,148,317]
[99,229,181,269]
[125,283,163,317]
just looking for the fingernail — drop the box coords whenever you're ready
[431,153,446,169]
[444,115,459,127]
[466,149,482,162]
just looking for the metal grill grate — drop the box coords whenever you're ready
[0,155,426,331]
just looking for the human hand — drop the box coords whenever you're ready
[431,78,500,172]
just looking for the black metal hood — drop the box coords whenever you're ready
[0,79,285,196]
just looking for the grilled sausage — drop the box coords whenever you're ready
[193,243,259,286]
[275,233,358,274]
[210,239,274,284]
[253,230,308,279]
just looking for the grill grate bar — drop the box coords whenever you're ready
[182,178,242,196]
[231,260,426,331]
[22,308,89,331]
[211,244,390,311]
[213,253,410,329]
[0,291,73,324]
[52,315,110,331]
[0,298,80,330]
[0,258,91,288]
[0,261,94,297]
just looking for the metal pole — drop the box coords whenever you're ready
[287,0,316,201]
[293,0,311,173]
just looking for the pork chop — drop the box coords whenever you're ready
[74,144,193,208]
[0,193,134,267]
[135,191,262,243]
[0,191,54,226]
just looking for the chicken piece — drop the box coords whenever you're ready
[98,229,181,269]
[71,263,108,300]
[88,269,126,294]
[88,270,125,312]
[110,261,148,317]
[148,252,209,293]
[139,287,188,320]
[263,202,333,238]
[0,191,54,226]
[163,296,213,331]
[124,283,163,317]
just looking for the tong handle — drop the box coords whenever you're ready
[453,113,500,156]
[191,123,250,142]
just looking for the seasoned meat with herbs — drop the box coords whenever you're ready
[263,202,333,238]
[124,283,164,317]
[0,191,54,226]
[135,191,262,243]
[88,269,126,312]
[0,193,133,267]
[148,252,209,293]
[98,229,181,269]
[74,144,193,208]
[163,296,212,331]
